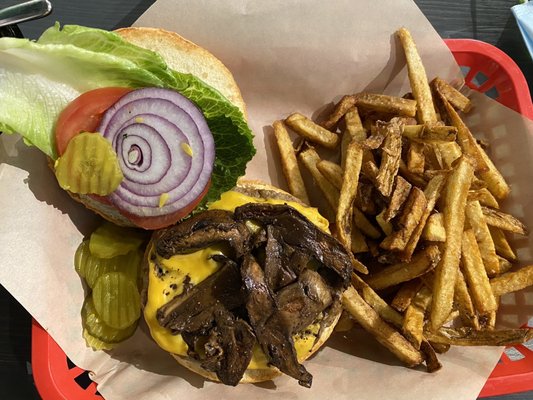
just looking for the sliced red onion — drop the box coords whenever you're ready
[97,87,214,219]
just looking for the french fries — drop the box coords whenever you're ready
[342,286,424,367]
[430,157,474,331]
[397,27,437,124]
[285,112,339,149]
[491,265,533,297]
[272,120,310,204]
[366,245,440,290]
[336,141,364,252]
[431,77,471,113]
[271,26,531,372]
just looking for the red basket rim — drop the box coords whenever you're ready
[444,38,533,120]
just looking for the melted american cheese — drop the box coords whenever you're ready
[144,190,329,369]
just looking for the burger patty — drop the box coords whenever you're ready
[152,203,353,387]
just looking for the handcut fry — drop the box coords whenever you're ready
[285,112,339,149]
[353,207,381,239]
[391,278,423,312]
[316,160,343,190]
[398,159,427,188]
[363,124,388,150]
[430,157,474,331]
[342,286,424,367]
[422,213,446,242]
[397,28,437,124]
[298,146,339,214]
[381,187,427,252]
[375,210,393,236]
[423,145,444,171]
[403,124,457,143]
[374,119,403,197]
[356,183,377,215]
[431,77,471,113]
[336,141,363,252]
[322,95,357,131]
[428,342,450,354]
[407,142,425,175]
[426,327,533,346]
[352,274,404,328]
[490,265,533,297]
[272,120,310,204]
[384,175,412,221]
[402,174,447,259]
[437,141,462,169]
[403,285,432,349]
[468,188,499,209]
[465,201,500,276]
[366,245,440,290]
[461,229,498,314]
[478,145,511,200]
[354,92,417,117]
[481,206,528,235]
[350,226,369,253]
[489,226,517,261]
[342,106,367,169]
[443,99,488,174]
[497,255,513,274]
[454,269,480,330]
[344,106,366,141]
[420,340,442,373]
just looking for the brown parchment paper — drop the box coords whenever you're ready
[1,1,532,399]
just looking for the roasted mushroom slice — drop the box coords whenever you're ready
[241,254,313,388]
[156,256,245,333]
[234,203,352,287]
[155,210,251,259]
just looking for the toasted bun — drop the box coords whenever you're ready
[65,27,247,228]
[145,180,342,384]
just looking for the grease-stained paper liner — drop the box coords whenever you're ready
[1,1,532,399]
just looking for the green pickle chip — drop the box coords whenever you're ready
[74,240,91,278]
[83,328,115,351]
[54,131,124,195]
[82,295,137,344]
[92,272,141,330]
[74,241,142,289]
[89,222,145,259]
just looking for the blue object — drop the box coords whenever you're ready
[512,1,533,60]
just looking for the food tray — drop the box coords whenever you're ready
[30,38,533,400]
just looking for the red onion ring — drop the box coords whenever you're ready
[97,87,214,219]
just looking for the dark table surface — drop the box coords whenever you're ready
[1,0,532,399]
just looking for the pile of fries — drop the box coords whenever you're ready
[272,27,533,372]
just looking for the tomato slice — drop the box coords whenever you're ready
[116,181,211,230]
[55,87,133,156]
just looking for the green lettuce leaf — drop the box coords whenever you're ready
[0,23,255,206]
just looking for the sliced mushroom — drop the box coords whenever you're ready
[234,203,352,288]
[241,254,313,388]
[155,209,251,259]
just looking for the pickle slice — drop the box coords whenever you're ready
[83,328,115,351]
[82,295,137,343]
[55,131,123,195]
[76,243,141,289]
[89,222,145,259]
[74,240,91,278]
[86,249,141,289]
[92,272,141,330]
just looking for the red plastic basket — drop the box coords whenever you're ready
[31,39,533,400]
